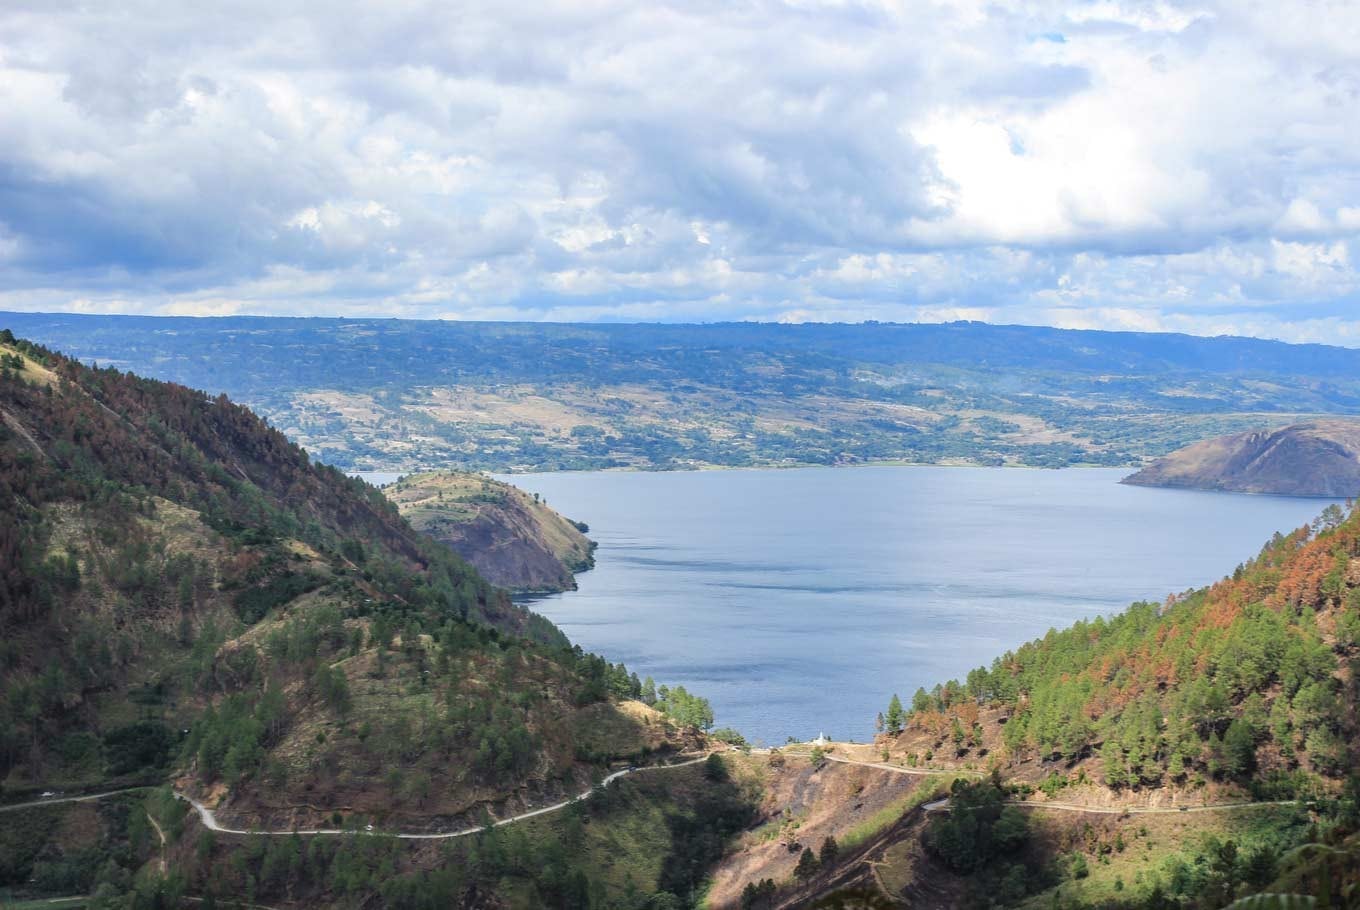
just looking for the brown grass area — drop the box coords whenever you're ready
[703,753,926,909]
[295,390,387,423]
[959,410,1089,446]
[418,385,598,433]
[52,800,104,851]
[0,342,60,387]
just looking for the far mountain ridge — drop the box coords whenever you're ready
[1123,419,1360,496]
[8,312,1360,473]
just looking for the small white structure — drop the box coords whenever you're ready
[812,732,830,746]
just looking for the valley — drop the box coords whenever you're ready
[0,329,1357,910]
[6,1,1359,905]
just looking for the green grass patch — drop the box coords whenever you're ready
[514,766,708,897]
[840,775,953,850]
[1016,804,1313,910]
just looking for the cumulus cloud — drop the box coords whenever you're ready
[0,0,1358,342]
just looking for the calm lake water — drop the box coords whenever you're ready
[473,466,1339,746]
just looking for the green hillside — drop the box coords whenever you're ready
[906,505,1358,792]
[0,334,734,908]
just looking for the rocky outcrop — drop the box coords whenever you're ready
[385,471,595,593]
[1122,419,1360,497]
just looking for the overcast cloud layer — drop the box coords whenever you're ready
[1,1,1358,342]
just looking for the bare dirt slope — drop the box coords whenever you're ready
[704,750,936,909]
[1122,418,1360,496]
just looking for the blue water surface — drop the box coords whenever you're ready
[481,466,1337,745]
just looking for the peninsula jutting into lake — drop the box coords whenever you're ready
[3,0,1358,905]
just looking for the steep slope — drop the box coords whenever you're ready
[0,333,719,906]
[0,330,542,782]
[385,472,595,593]
[1123,419,1360,496]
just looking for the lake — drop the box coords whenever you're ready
[482,466,1339,746]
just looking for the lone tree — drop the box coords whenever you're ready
[819,835,840,866]
[885,693,905,734]
[794,847,819,883]
[704,752,728,782]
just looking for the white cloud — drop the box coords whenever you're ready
[1271,239,1353,292]
[0,0,1357,343]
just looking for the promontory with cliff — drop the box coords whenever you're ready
[1122,418,1360,496]
[385,471,596,593]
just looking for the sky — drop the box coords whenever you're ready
[0,1,1358,343]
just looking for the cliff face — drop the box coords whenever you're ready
[385,472,596,593]
[1122,419,1360,497]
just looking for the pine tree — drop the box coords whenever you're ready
[886,693,904,734]
[1223,718,1256,778]
[794,847,819,883]
[819,835,840,865]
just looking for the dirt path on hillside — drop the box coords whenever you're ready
[178,754,709,839]
[146,810,168,874]
[0,787,150,813]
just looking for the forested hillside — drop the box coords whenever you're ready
[7,313,1360,472]
[899,504,1358,793]
[0,329,542,778]
[0,333,729,907]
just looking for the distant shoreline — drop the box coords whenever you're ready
[352,458,1143,485]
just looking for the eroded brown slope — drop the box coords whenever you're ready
[1123,419,1360,496]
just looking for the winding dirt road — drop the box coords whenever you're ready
[3,747,1301,843]
[1007,798,1300,815]
[821,753,985,778]
[0,787,151,813]
[0,756,710,841]
[777,745,1294,816]
[176,754,710,839]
